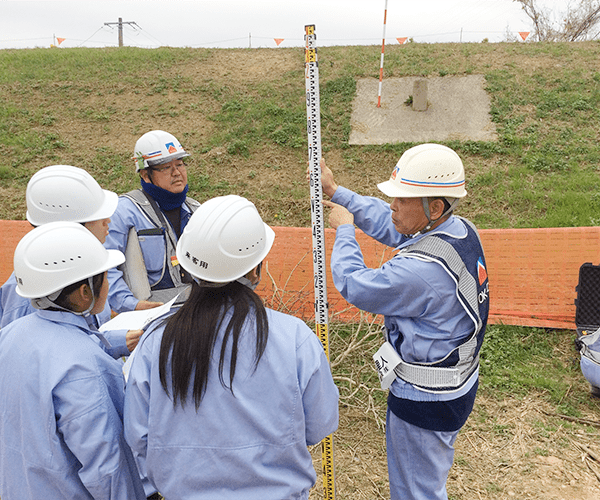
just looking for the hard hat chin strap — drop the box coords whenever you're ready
[410,197,461,238]
[30,276,96,318]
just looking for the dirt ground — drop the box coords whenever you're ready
[3,45,600,498]
[307,394,600,500]
[302,323,600,500]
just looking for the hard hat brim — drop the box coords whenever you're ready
[15,249,125,299]
[88,190,119,222]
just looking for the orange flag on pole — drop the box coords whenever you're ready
[396,37,407,44]
[56,37,65,45]
[518,32,530,41]
[274,38,284,46]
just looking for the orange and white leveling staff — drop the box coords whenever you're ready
[304,24,336,500]
[377,0,389,108]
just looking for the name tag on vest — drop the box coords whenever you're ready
[373,341,402,390]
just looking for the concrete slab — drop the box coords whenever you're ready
[348,75,498,145]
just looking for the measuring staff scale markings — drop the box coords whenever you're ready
[305,23,336,500]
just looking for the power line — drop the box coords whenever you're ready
[76,26,107,48]
[129,25,167,47]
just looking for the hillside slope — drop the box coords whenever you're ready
[1,42,599,228]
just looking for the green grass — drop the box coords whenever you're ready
[480,325,585,414]
[2,42,600,228]
[2,42,600,423]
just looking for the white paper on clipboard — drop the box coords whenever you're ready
[100,295,179,382]
[99,295,178,333]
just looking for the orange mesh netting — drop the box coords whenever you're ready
[2,221,599,330]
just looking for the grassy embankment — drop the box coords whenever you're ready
[1,41,600,497]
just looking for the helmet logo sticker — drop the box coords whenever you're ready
[390,166,399,180]
[165,142,177,154]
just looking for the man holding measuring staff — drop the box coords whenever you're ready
[317,143,489,500]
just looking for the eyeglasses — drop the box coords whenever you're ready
[150,161,187,174]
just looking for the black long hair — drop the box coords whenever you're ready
[159,280,269,411]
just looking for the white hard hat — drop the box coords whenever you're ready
[176,195,275,284]
[133,130,190,172]
[26,165,118,226]
[377,143,467,199]
[14,221,125,299]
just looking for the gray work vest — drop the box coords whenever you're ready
[122,189,200,304]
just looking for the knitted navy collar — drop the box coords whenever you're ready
[141,178,189,212]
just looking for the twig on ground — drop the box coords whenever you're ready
[585,457,600,483]
[540,409,600,428]
[558,384,571,405]
[573,440,600,463]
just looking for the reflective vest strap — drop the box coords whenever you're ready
[391,221,485,393]
[393,353,479,393]
[122,190,198,290]
[403,232,480,325]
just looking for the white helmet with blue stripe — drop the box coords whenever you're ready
[377,143,467,199]
[132,130,190,172]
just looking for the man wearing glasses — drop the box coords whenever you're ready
[105,130,201,313]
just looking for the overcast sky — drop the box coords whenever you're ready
[0,0,573,49]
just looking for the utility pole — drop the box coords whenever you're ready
[104,17,138,47]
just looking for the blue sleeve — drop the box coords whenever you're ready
[105,199,141,313]
[331,225,432,317]
[332,186,407,248]
[53,366,145,499]
[123,332,153,462]
[0,279,4,325]
[296,327,339,446]
[101,329,130,358]
[0,274,36,329]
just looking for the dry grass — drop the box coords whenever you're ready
[301,319,600,500]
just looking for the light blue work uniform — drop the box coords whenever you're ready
[330,186,488,500]
[581,355,600,389]
[0,271,129,358]
[105,194,196,313]
[579,329,600,390]
[124,306,339,500]
[0,309,146,500]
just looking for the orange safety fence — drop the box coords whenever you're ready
[2,221,599,330]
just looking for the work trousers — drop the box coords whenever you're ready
[386,407,459,500]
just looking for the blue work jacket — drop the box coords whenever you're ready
[104,195,195,313]
[330,187,480,403]
[124,306,339,500]
[0,309,145,499]
[0,271,129,358]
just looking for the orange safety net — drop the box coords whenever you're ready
[480,227,600,329]
[0,221,32,285]
[2,221,599,330]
